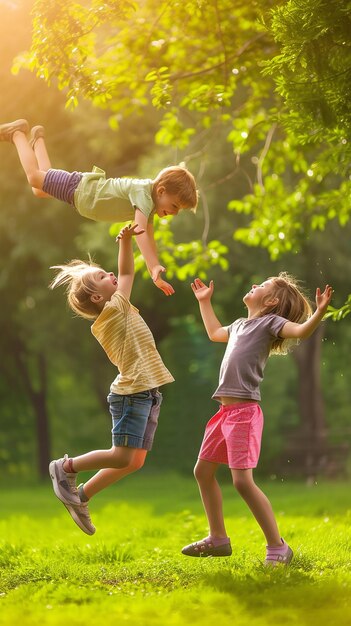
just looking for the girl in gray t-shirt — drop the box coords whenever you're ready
[182,273,332,566]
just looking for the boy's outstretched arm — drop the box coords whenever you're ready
[134,209,174,296]
[280,284,333,340]
[116,224,144,301]
[191,278,228,343]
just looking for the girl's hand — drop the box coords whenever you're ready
[316,284,333,314]
[153,275,175,296]
[191,278,214,301]
[116,223,145,242]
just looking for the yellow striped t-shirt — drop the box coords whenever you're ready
[91,291,174,395]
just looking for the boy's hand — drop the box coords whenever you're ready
[154,275,175,296]
[116,223,145,242]
[191,278,214,301]
[151,264,175,296]
[316,284,333,315]
[151,264,167,283]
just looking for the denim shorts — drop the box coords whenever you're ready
[107,389,163,451]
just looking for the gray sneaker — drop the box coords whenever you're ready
[64,501,96,535]
[49,454,81,506]
[29,125,45,148]
[0,119,29,142]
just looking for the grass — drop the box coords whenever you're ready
[1,472,351,625]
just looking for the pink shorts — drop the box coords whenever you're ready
[198,402,263,469]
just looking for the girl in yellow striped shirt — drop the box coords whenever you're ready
[48,224,174,535]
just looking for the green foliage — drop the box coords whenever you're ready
[13,0,135,108]
[1,0,350,481]
[257,0,351,316]
[325,294,351,321]
[263,0,351,139]
[14,0,351,313]
[155,111,196,149]
[109,216,229,280]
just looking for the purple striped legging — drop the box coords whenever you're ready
[42,168,83,205]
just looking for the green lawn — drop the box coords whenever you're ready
[1,473,351,626]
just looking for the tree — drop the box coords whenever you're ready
[15,0,351,314]
[4,0,351,477]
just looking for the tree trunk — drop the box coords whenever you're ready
[14,342,51,480]
[292,325,327,447]
[32,386,51,478]
[286,325,330,480]
[33,353,51,478]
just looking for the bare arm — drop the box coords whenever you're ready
[134,209,174,296]
[134,210,159,273]
[191,278,228,343]
[145,220,158,259]
[116,224,144,301]
[280,285,333,339]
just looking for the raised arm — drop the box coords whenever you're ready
[116,224,144,301]
[191,278,228,343]
[280,284,333,340]
[134,209,174,296]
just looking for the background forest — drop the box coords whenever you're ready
[0,0,350,482]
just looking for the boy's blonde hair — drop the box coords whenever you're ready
[50,259,103,320]
[262,272,313,355]
[153,166,198,212]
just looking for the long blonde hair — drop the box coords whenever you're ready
[50,259,102,320]
[262,272,313,354]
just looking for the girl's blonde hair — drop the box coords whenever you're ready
[262,272,313,355]
[153,165,198,212]
[50,259,103,320]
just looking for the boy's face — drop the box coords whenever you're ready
[154,187,185,217]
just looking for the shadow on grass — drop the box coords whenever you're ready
[202,566,351,620]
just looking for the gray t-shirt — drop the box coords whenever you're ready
[212,314,287,402]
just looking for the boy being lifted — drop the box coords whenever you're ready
[0,119,198,295]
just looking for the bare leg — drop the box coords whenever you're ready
[33,136,51,170]
[12,130,47,191]
[83,449,148,499]
[31,136,53,198]
[194,459,228,539]
[231,468,281,546]
[63,445,140,474]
